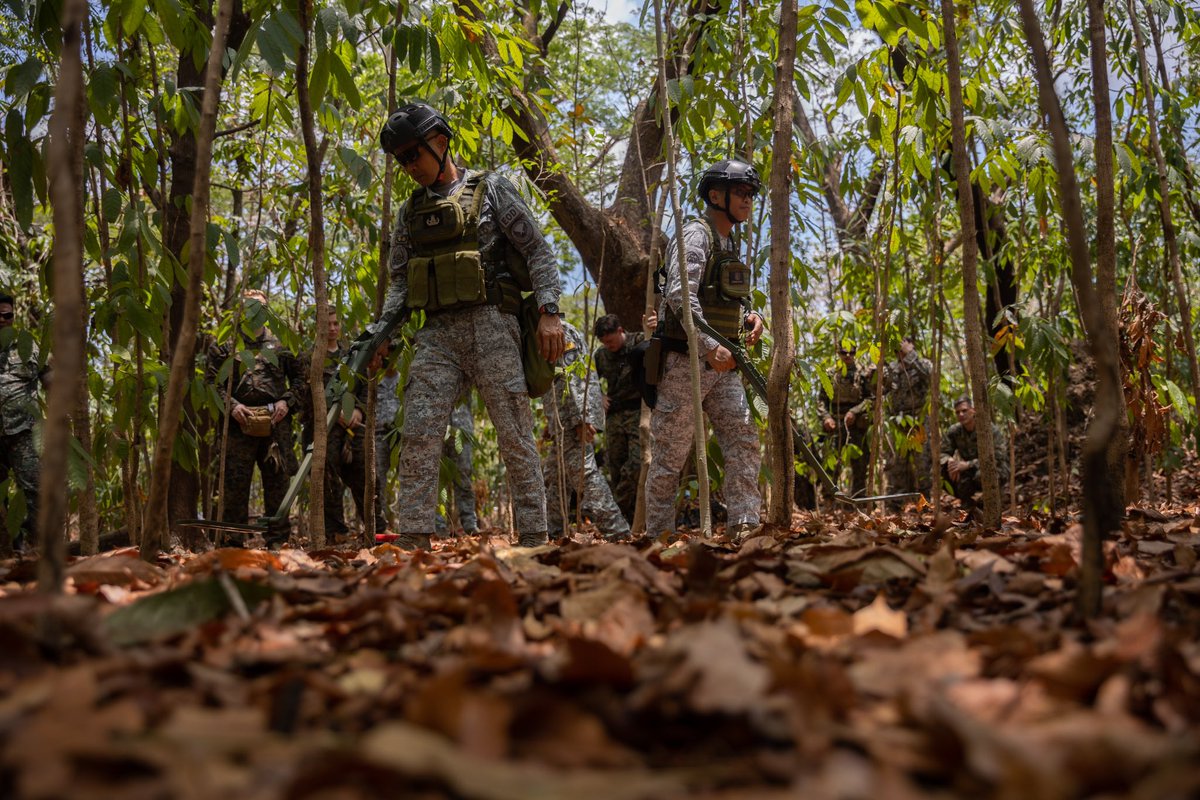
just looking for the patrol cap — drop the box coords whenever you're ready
[698,159,761,202]
[380,101,453,153]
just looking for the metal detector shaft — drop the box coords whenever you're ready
[691,318,915,507]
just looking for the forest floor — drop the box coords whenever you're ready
[2,501,1200,800]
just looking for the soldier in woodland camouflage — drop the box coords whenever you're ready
[0,292,49,550]
[941,397,1009,505]
[883,336,933,505]
[435,398,479,536]
[818,344,876,498]
[543,321,630,539]
[646,160,764,539]
[302,314,385,539]
[593,313,644,521]
[370,101,564,549]
[207,290,302,538]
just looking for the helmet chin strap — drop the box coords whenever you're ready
[706,186,740,227]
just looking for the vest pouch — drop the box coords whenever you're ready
[431,250,485,309]
[407,257,433,309]
[717,256,751,300]
[409,198,466,247]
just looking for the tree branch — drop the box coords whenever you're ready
[214,117,261,138]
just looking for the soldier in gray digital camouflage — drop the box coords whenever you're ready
[207,289,302,540]
[303,313,385,540]
[593,313,644,521]
[0,291,49,551]
[646,159,764,540]
[543,320,630,540]
[435,398,479,537]
[884,335,933,506]
[374,366,401,530]
[941,396,1009,507]
[370,101,564,550]
[818,343,876,498]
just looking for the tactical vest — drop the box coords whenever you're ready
[403,172,532,314]
[830,369,864,406]
[661,219,751,342]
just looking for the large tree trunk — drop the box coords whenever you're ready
[940,0,1002,527]
[39,0,87,593]
[1125,0,1200,406]
[1087,0,1128,512]
[297,0,330,549]
[141,0,234,562]
[765,0,797,526]
[1018,0,1124,618]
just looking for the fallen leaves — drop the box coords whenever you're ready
[0,508,1198,798]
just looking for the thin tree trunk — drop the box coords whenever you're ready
[1018,0,1124,618]
[655,0,709,536]
[1125,0,1200,405]
[141,0,233,562]
[927,182,945,515]
[39,0,87,592]
[765,0,797,526]
[297,0,329,549]
[940,0,1002,527]
[1088,0,1128,513]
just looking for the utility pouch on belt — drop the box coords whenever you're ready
[630,338,662,409]
[240,406,273,437]
[518,295,555,397]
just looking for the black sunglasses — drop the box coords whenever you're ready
[394,145,422,166]
[0,311,14,320]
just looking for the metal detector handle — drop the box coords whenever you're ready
[259,309,409,529]
[692,316,845,501]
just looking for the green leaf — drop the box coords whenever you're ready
[4,110,33,229]
[330,46,361,109]
[102,187,124,223]
[6,56,43,98]
[122,0,147,36]
[104,577,275,646]
[309,48,330,106]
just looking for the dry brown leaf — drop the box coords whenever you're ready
[852,594,908,639]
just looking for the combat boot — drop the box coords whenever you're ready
[517,530,548,547]
[394,532,432,550]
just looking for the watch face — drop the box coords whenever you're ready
[543,304,559,315]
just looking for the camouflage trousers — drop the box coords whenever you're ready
[646,353,761,535]
[435,425,478,534]
[823,416,869,498]
[0,429,40,547]
[603,408,641,522]
[323,422,386,536]
[884,422,931,507]
[396,306,546,538]
[375,426,397,530]
[544,433,630,538]
[215,419,298,532]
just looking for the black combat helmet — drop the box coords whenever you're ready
[379,101,453,153]
[697,159,761,223]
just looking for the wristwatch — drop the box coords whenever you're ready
[539,302,559,316]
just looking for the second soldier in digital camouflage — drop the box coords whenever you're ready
[884,335,933,506]
[543,320,630,540]
[592,313,644,522]
[0,291,49,551]
[207,289,302,541]
[941,396,1009,508]
[645,159,764,540]
[370,101,564,549]
[818,343,876,498]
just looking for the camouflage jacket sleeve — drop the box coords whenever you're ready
[817,380,833,421]
[379,201,412,324]
[940,423,961,462]
[992,423,1011,481]
[206,342,234,412]
[847,368,880,418]
[488,173,561,309]
[663,220,720,355]
[279,346,304,412]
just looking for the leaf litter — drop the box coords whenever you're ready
[1,507,1199,799]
